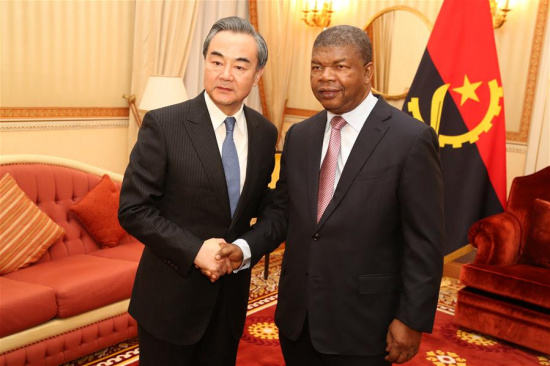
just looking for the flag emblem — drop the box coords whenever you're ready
[407,78,503,148]
[403,0,507,254]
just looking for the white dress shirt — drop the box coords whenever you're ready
[204,93,252,270]
[204,92,248,194]
[321,92,378,192]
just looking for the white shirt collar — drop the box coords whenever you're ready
[326,91,378,132]
[204,92,245,134]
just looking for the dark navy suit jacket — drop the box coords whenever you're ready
[243,96,445,356]
[119,92,278,345]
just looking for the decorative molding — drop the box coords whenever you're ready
[507,0,549,143]
[0,119,128,131]
[363,5,433,101]
[284,107,320,118]
[249,0,259,37]
[0,107,129,120]
[506,142,528,154]
[258,77,270,121]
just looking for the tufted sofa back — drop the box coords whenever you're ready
[0,157,132,263]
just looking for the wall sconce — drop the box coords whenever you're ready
[490,0,511,29]
[302,0,333,29]
[123,76,188,127]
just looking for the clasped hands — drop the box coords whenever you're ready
[194,238,244,282]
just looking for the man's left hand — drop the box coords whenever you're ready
[385,318,422,364]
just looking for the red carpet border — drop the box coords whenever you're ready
[65,252,550,366]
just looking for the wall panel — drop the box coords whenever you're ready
[1,0,135,171]
[1,1,134,107]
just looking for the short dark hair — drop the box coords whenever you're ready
[313,25,372,64]
[203,16,268,70]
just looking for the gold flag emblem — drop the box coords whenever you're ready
[407,79,503,148]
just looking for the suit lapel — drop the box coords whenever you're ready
[307,112,328,224]
[185,93,232,220]
[230,106,260,227]
[317,97,391,228]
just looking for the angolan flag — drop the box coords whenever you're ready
[403,0,507,255]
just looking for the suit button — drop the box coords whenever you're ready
[313,233,320,241]
[305,272,309,277]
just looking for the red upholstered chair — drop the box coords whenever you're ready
[455,166,550,354]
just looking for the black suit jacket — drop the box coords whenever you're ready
[243,96,444,356]
[118,92,277,345]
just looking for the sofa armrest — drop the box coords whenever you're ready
[468,212,522,265]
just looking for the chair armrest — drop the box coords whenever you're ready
[468,212,522,265]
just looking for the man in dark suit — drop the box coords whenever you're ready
[118,17,277,366]
[219,25,445,365]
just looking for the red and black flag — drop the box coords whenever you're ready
[403,0,507,255]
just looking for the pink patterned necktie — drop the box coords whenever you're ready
[317,116,347,223]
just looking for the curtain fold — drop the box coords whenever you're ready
[127,0,198,153]
[255,0,301,150]
[373,12,394,94]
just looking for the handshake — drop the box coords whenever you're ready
[194,238,244,283]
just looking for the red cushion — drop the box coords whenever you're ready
[519,199,550,268]
[0,277,57,337]
[460,263,550,308]
[4,255,137,318]
[70,174,126,248]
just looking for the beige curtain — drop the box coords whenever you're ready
[373,12,394,94]
[256,0,301,150]
[127,0,198,152]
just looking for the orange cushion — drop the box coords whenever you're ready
[0,174,65,275]
[519,199,550,268]
[70,174,126,248]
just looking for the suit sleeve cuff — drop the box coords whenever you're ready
[232,239,251,272]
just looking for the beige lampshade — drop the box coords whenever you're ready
[139,76,188,112]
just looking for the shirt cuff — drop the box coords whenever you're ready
[232,239,251,272]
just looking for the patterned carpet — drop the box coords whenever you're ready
[66,250,550,366]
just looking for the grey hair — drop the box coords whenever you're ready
[313,25,372,64]
[202,16,268,70]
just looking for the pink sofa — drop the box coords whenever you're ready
[0,155,143,366]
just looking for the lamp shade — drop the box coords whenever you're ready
[139,76,188,112]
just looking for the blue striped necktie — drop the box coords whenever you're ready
[222,117,240,217]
